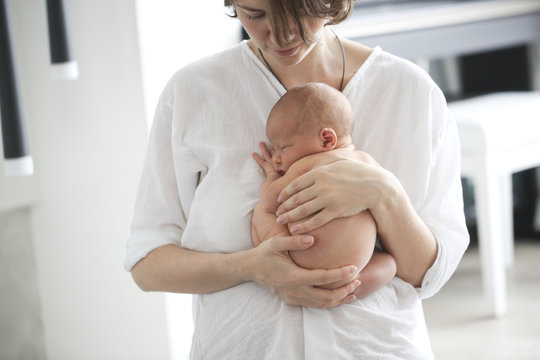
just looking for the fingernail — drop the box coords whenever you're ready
[303,236,313,244]
[349,266,358,275]
[290,226,299,234]
[276,216,285,224]
[276,208,283,216]
[277,194,284,203]
[354,280,361,288]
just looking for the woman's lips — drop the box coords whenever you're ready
[273,44,300,57]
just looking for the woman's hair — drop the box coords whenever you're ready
[224,0,355,47]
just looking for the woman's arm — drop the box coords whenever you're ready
[368,169,437,287]
[131,235,362,308]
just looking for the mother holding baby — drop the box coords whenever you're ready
[124,0,469,358]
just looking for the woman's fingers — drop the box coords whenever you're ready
[276,195,336,234]
[254,235,361,308]
[277,170,316,203]
[270,234,315,252]
[292,276,361,308]
[276,184,318,215]
[289,210,334,235]
[279,274,360,308]
[306,265,359,287]
[276,160,380,232]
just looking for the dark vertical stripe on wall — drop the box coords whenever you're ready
[0,0,29,160]
[46,0,72,64]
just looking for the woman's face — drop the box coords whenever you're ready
[234,0,327,67]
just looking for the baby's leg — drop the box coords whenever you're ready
[353,251,396,298]
[251,201,290,247]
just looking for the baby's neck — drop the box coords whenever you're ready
[334,141,355,151]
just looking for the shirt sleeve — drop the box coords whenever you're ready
[123,86,200,271]
[415,86,470,299]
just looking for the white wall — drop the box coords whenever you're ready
[8,0,169,359]
[135,0,241,127]
[5,0,241,359]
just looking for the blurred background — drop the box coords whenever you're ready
[1,0,539,359]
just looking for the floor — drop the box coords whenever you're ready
[424,238,540,360]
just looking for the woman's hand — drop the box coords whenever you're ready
[275,157,390,234]
[248,234,361,308]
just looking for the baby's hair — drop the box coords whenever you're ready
[272,82,354,138]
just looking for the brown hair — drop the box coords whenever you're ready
[224,0,355,47]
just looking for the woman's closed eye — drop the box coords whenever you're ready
[244,11,265,21]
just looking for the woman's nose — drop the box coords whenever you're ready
[269,19,297,47]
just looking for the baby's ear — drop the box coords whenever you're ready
[319,128,338,150]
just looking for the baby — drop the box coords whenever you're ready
[251,83,395,292]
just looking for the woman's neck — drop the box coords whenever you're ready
[250,28,343,91]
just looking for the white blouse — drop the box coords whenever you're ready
[125,41,469,359]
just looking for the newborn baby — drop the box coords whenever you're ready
[251,83,395,291]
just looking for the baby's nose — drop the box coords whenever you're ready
[271,154,281,167]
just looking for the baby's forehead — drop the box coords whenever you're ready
[267,125,296,144]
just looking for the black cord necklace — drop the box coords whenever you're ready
[258,32,346,92]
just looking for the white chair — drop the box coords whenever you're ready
[448,92,540,317]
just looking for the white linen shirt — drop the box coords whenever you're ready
[125,41,469,359]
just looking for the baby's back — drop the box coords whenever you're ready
[280,150,377,288]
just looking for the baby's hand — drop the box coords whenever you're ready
[252,142,280,178]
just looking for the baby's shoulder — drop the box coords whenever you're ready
[288,151,347,173]
[293,149,378,170]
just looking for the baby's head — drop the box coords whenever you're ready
[266,82,354,174]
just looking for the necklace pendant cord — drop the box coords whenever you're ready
[258,31,346,92]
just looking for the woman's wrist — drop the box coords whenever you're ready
[234,247,259,284]
[369,167,407,219]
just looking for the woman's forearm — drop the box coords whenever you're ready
[131,238,362,308]
[371,171,438,287]
[131,244,253,294]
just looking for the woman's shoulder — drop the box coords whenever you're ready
[371,48,438,92]
[345,40,438,95]
[159,41,253,102]
[171,43,245,81]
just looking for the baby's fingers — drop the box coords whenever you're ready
[258,142,272,162]
[252,151,276,176]
[252,152,266,168]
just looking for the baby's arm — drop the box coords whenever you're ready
[252,143,281,183]
[251,143,294,246]
[252,142,307,209]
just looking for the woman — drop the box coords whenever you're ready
[125,0,469,358]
